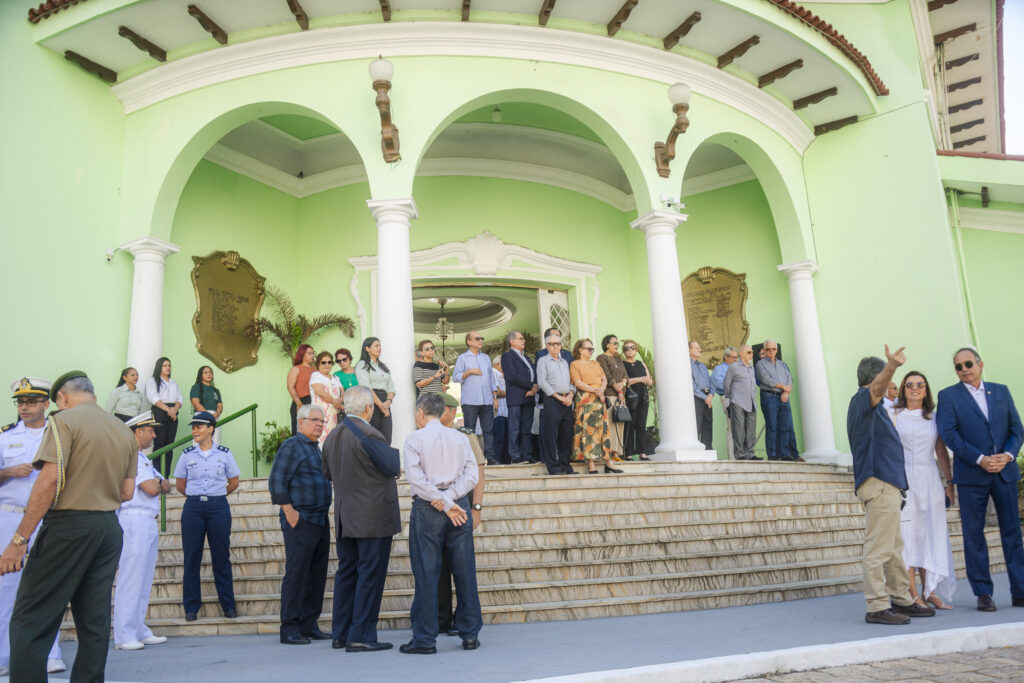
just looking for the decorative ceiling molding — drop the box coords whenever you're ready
[958,207,1024,235]
[114,22,818,152]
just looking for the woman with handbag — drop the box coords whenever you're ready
[596,334,629,463]
[622,340,653,461]
[355,337,396,444]
[570,340,620,474]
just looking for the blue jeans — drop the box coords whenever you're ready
[408,496,482,646]
[760,392,798,460]
[507,403,534,462]
[461,404,495,462]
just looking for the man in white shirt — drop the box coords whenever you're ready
[400,393,481,655]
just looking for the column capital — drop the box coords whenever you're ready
[119,235,180,260]
[629,209,688,237]
[777,258,820,281]
[366,197,418,222]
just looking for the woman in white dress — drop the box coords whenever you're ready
[308,350,344,446]
[889,371,956,610]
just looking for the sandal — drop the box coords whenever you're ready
[926,595,953,610]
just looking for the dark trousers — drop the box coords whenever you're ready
[694,396,713,451]
[408,496,482,647]
[507,403,535,462]
[152,406,178,477]
[760,392,798,460]
[539,396,574,474]
[958,480,1024,598]
[461,404,494,462]
[623,400,649,456]
[181,496,235,613]
[370,406,393,445]
[290,395,312,436]
[10,511,122,683]
[492,415,508,464]
[332,535,392,644]
[280,516,330,638]
[729,404,757,460]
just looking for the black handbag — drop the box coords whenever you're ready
[608,398,632,423]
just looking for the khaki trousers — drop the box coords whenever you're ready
[855,477,913,612]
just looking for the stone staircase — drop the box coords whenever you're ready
[60,462,1006,639]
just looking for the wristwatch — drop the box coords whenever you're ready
[472,503,482,511]
[11,533,28,546]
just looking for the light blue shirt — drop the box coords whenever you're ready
[536,354,574,397]
[452,350,494,406]
[691,358,712,399]
[173,444,240,496]
[403,419,479,511]
[711,361,730,396]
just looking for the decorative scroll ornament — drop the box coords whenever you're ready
[191,251,266,373]
[681,266,750,367]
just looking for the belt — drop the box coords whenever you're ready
[0,503,26,513]
[187,495,226,502]
[119,508,159,519]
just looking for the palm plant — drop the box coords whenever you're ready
[247,286,355,358]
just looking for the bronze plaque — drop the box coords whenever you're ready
[191,251,266,373]
[681,266,750,367]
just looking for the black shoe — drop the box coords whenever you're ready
[462,638,480,650]
[281,634,311,645]
[865,609,910,625]
[485,459,499,466]
[346,641,393,652]
[587,469,598,474]
[399,641,436,655]
[978,595,998,611]
[891,602,935,617]
[445,628,459,637]
[222,608,238,619]
[1012,598,1024,607]
[303,629,331,640]
[331,639,346,649]
[604,464,623,474]
[563,469,579,475]
[184,612,197,622]
[638,455,652,461]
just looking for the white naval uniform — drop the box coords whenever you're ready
[0,422,61,667]
[113,451,163,646]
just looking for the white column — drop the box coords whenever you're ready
[777,259,842,464]
[630,210,715,461]
[367,197,418,447]
[121,236,180,377]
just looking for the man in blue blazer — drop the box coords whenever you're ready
[500,331,538,464]
[937,347,1024,611]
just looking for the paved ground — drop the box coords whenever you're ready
[734,645,1024,682]
[27,574,1024,683]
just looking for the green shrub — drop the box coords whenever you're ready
[256,421,292,465]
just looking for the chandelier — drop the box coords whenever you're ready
[432,298,459,365]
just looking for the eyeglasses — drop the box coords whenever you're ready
[472,336,484,341]
[581,346,595,351]
[547,342,561,347]
[954,360,975,372]
[609,340,619,345]
[15,398,46,406]
[905,381,926,389]
[422,346,434,351]
[623,345,636,351]
[336,357,348,363]
[319,360,333,366]
[302,418,326,425]
[765,347,778,351]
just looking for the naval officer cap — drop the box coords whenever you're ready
[440,392,459,409]
[50,371,88,402]
[11,377,52,400]
[126,410,158,430]
[189,411,217,427]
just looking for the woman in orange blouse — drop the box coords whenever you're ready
[570,339,621,474]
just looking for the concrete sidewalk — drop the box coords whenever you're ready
[34,574,1024,683]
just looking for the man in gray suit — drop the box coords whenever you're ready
[321,386,402,652]
[724,345,759,460]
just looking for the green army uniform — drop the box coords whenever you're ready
[9,373,137,683]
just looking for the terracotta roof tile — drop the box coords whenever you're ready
[763,0,889,96]
[27,0,88,24]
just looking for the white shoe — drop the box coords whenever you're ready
[140,635,167,645]
[114,641,145,651]
[0,665,8,675]
[47,658,67,673]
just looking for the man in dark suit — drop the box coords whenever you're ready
[321,386,402,651]
[937,347,1024,612]
[501,331,538,464]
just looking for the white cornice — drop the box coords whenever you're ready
[958,207,1024,235]
[115,22,815,152]
[681,164,757,197]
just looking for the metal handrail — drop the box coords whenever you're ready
[147,403,258,531]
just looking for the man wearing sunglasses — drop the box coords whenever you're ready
[452,331,498,465]
[937,348,1024,612]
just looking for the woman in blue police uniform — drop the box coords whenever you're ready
[173,411,240,621]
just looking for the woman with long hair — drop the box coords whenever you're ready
[106,366,143,422]
[354,337,396,444]
[145,357,182,476]
[596,334,628,463]
[890,371,956,610]
[309,351,344,445]
[286,344,316,435]
[190,365,224,442]
[570,339,620,474]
